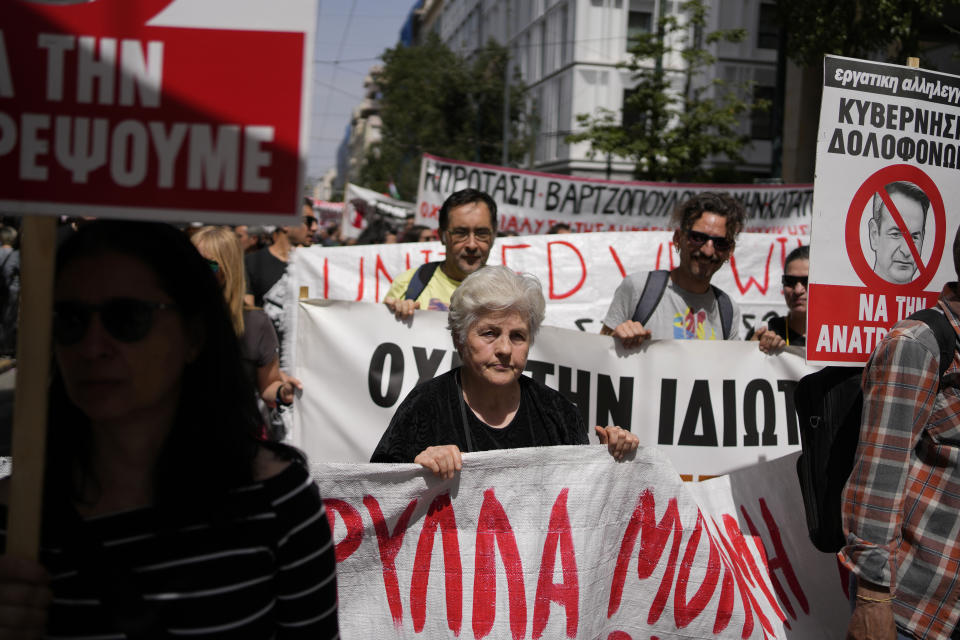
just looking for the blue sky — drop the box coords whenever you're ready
[309,1,412,182]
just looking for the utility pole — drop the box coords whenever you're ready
[501,0,512,167]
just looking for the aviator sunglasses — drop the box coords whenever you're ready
[781,275,808,289]
[53,298,178,346]
[686,229,732,252]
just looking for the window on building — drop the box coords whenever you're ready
[622,87,645,131]
[559,3,569,66]
[757,3,779,50]
[628,0,654,50]
[751,85,775,140]
[540,21,547,78]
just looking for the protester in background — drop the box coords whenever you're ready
[547,222,572,234]
[748,245,809,353]
[247,225,272,251]
[233,225,259,253]
[302,197,319,245]
[383,189,497,320]
[401,225,433,243]
[355,213,395,245]
[191,227,301,425]
[842,228,960,640]
[0,226,19,357]
[601,192,744,346]
[401,212,415,237]
[0,220,338,637]
[320,223,342,247]
[245,219,312,309]
[371,265,638,475]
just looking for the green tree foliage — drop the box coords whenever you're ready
[566,0,762,182]
[777,0,960,68]
[360,33,531,199]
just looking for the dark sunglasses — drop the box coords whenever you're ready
[686,229,732,252]
[53,298,177,346]
[782,275,808,289]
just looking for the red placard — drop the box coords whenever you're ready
[0,0,311,224]
[807,283,940,363]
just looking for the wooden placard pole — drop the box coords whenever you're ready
[7,216,57,559]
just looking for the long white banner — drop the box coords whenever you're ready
[290,301,819,477]
[415,153,814,234]
[315,447,847,639]
[286,231,808,337]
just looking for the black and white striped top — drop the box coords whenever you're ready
[1,461,339,639]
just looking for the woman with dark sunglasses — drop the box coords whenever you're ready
[0,221,339,638]
[747,244,810,353]
[191,226,301,425]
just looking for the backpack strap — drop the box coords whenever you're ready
[910,307,958,381]
[630,270,735,339]
[710,285,734,339]
[631,270,670,325]
[404,261,442,301]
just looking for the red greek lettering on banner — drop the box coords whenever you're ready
[364,495,418,626]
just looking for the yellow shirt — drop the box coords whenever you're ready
[385,263,461,311]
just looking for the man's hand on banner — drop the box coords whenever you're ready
[414,445,463,479]
[595,426,639,460]
[606,320,652,348]
[384,296,420,321]
[751,326,787,354]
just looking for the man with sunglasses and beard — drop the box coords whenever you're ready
[601,192,745,346]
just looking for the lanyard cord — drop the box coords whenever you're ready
[455,369,474,454]
[456,369,533,448]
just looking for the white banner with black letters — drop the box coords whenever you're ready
[415,153,814,235]
[291,301,820,477]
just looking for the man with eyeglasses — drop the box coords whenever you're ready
[383,189,496,320]
[601,192,745,346]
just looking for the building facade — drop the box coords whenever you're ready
[428,0,780,180]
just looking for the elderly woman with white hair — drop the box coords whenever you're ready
[371,265,638,477]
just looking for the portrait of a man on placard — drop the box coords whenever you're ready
[868,181,930,284]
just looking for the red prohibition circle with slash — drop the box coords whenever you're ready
[844,164,946,290]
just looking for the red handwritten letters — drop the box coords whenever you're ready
[324,487,806,638]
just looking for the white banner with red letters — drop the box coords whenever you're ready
[0,0,315,224]
[287,230,808,336]
[807,56,960,365]
[314,447,847,639]
[288,300,820,478]
[416,153,814,235]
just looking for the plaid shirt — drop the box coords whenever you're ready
[841,283,960,640]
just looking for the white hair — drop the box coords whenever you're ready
[448,265,546,348]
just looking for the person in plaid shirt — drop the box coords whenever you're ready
[841,229,960,640]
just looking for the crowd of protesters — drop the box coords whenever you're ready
[0,189,819,638]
